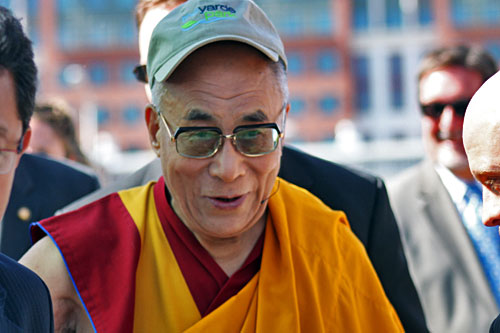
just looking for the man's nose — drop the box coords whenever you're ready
[439,105,464,134]
[208,139,246,182]
[482,188,500,227]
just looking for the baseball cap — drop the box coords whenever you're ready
[147,0,287,89]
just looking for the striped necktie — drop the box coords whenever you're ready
[460,183,500,307]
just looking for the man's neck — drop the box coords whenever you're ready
[195,214,266,277]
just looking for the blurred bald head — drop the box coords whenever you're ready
[463,70,500,230]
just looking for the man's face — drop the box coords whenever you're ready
[463,79,500,233]
[464,119,500,233]
[0,71,29,219]
[419,66,483,180]
[150,44,285,242]
[28,117,66,160]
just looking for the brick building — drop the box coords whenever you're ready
[5,0,500,156]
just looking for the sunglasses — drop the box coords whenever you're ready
[158,110,285,159]
[420,98,471,118]
[133,64,148,84]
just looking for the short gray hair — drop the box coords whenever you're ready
[151,79,169,109]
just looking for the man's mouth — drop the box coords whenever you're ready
[215,196,242,202]
[209,195,246,209]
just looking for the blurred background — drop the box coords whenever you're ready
[3,0,500,182]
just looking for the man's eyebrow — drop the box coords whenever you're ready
[183,109,269,122]
[242,110,268,122]
[183,109,214,121]
[479,170,500,178]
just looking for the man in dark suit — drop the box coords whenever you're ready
[388,45,499,332]
[463,70,500,333]
[0,6,53,331]
[2,153,99,260]
[57,1,428,331]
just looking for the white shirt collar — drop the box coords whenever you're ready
[435,164,471,206]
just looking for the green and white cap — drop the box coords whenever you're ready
[147,0,287,89]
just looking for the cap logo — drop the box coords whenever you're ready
[181,4,236,30]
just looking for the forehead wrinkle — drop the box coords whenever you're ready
[469,145,500,176]
[187,86,267,103]
[173,63,279,102]
[172,86,280,122]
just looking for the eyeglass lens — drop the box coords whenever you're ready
[420,98,471,118]
[175,126,280,158]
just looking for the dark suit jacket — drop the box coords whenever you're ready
[1,154,100,260]
[62,146,428,332]
[0,253,53,332]
[388,160,499,332]
[491,314,500,333]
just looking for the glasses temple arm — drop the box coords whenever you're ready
[156,108,175,142]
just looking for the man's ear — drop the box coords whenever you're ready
[20,127,31,153]
[281,103,290,143]
[145,104,161,156]
[15,128,31,167]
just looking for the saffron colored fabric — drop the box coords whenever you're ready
[31,177,403,332]
[156,178,265,316]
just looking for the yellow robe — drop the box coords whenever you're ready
[121,178,403,332]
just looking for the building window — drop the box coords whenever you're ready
[124,144,142,152]
[287,52,305,75]
[451,0,500,27]
[485,42,500,62]
[59,63,86,87]
[389,54,404,109]
[0,1,10,9]
[115,0,136,10]
[97,107,110,126]
[352,0,369,31]
[88,62,109,85]
[255,0,334,37]
[352,55,371,112]
[57,0,136,50]
[418,0,433,25]
[318,95,340,115]
[122,106,141,126]
[280,12,303,36]
[120,61,138,84]
[290,98,306,116]
[385,0,402,28]
[88,0,105,11]
[316,49,340,73]
[25,0,40,46]
[58,0,79,13]
[353,0,435,31]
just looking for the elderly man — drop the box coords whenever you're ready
[21,0,403,331]
[0,6,53,331]
[60,0,427,330]
[463,70,500,333]
[388,45,499,332]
